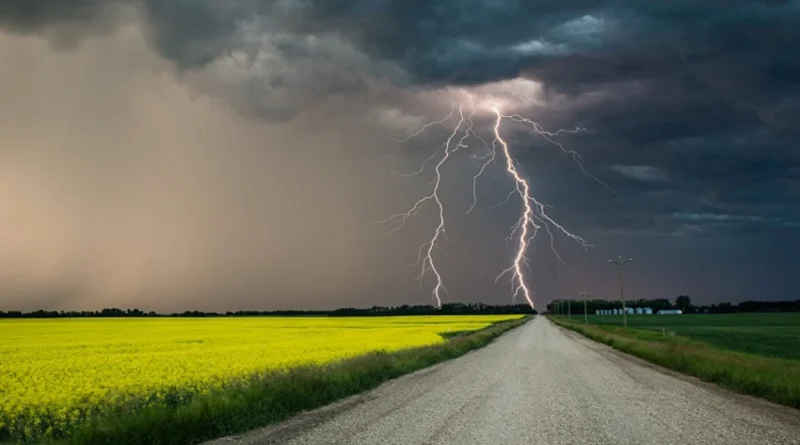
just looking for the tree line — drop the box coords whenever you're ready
[546,296,800,314]
[0,302,536,319]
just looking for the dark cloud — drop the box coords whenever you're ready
[500,1,799,243]
[612,165,670,183]
[3,1,797,117]
[0,0,799,307]
[0,0,113,29]
[0,0,127,47]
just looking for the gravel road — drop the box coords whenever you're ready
[205,316,800,445]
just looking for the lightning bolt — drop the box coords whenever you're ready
[381,101,473,307]
[489,108,596,308]
[384,92,607,309]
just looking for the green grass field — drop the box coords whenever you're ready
[579,313,800,360]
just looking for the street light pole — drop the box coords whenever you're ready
[608,256,633,328]
[578,290,591,324]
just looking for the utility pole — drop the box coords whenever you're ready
[608,256,633,328]
[567,295,571,319]
[578,290,591,324]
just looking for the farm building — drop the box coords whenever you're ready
[657,309,683,315]
[635,308,643,314]
[643,307,653,314]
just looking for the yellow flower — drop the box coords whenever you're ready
[0,315,520,440]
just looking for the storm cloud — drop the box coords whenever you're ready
[1,0,798,309]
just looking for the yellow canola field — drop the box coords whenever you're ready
[0,315,521,436]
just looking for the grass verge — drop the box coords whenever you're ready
[40,315,530,445]
[547,315,800,410]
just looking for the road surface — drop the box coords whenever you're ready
[206,316,800,445]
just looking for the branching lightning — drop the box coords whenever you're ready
[380,101,474,307]
[383,89,608,309]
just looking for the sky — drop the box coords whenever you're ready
[0,0,798,312]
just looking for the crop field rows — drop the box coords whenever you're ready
[0,315,524,443]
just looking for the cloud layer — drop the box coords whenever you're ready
[1,1,798,308]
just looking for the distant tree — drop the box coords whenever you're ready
[675,295,693,313]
